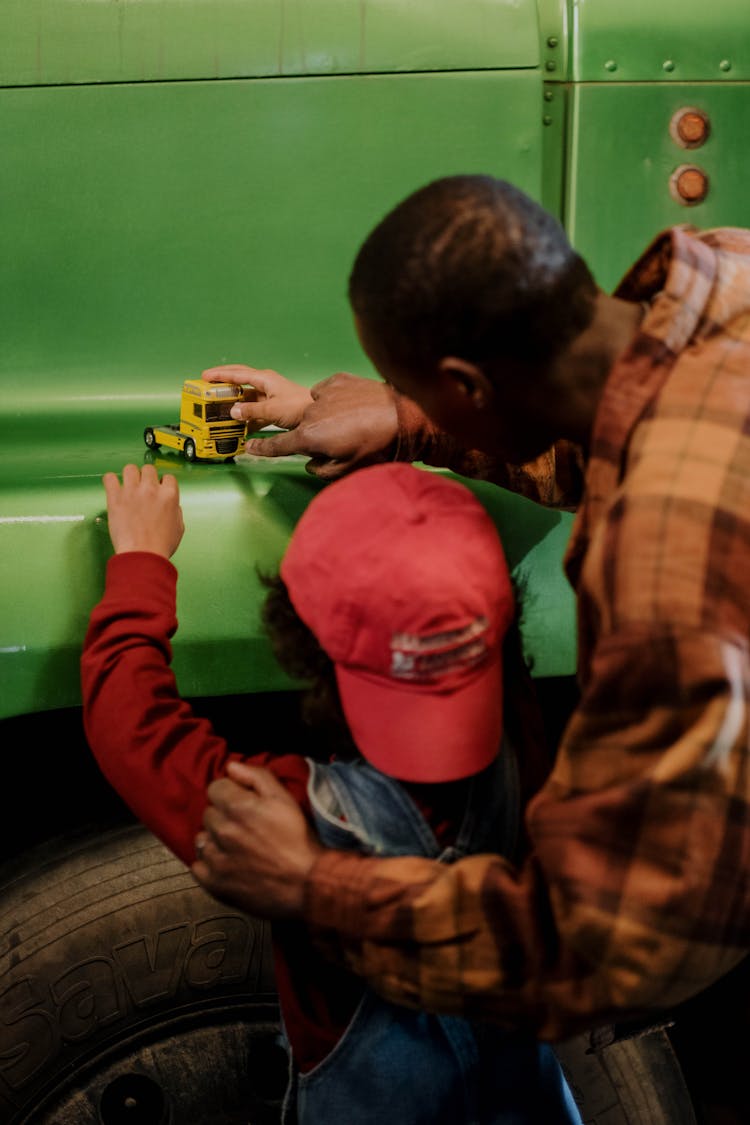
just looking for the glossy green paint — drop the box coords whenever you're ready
[536,0,570,82]
[0,435,576,719]
[5,0,750,724]
[1,31,572,722]
[540,81,568,218]
[0,0,539,87]
[0,452,323,718]
[0,72,541,387]
[565,82,750,290]
[570,0,750,83]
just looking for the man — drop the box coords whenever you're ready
[193,175,750,1049]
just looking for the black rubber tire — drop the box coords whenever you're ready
[183,439,197,462]
[0,825,286,1125]
[555,1026,699,1124]
[143,428,159,451]
[0,823,701,1125]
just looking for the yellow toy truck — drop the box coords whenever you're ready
[144,379,248,461]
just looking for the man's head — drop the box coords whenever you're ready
[348,175,599,461]
[272,462,515,783]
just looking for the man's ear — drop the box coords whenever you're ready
[437,357,493,410]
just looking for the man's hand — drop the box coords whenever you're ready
[245,372,399,481]
[191,760,324,919]
[103,463,184,559]
[202,364,314,432]
[205,366,400,480]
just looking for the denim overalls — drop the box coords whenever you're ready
[282,744,582,1125]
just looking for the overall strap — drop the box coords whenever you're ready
[307,758,440,857]
[307,737,520,863]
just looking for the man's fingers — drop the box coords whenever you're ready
[232,369,284,394]
[202,365,253,384]
[206,766,289,811]
[193,829,228,870]
[201,803,228,839]
[309,371,360,399]
[204,775,247,812]
[303,457,347,481]
[190,839,224,887]
[230,399,286,427]
[225,759,294,799]
[200,799,263,857]
[202,366,284,393]
[194,830,210,863]
[244,431,304,458]
[200,766,298,856]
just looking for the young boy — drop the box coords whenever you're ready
[81,460,582,1124]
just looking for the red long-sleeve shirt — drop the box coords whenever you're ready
[80,551,464,1070]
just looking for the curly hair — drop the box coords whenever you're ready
[259,571,359,760]
[348,174,597,381]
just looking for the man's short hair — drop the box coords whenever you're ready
[348,174,597,379]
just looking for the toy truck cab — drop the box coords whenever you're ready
[144,379,247,461]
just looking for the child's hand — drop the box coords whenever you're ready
[103,463,184,559]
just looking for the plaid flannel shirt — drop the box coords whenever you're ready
[304,225,750,1039]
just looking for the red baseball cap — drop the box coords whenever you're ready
[280,463,515,782]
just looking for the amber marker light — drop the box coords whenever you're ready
[669,107,710,149]
[669,164,710,205]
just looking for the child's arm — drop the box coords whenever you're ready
[81,464,309,867]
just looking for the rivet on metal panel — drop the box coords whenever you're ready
[604,60,617,72]
[669,108,710,149]
[547,36,558,48]
[669,165,709,205]
[719,59,732,72]
[543,115,553,126]
[662,59,675,72]
[544,90,554,102]
[545,60,557,71]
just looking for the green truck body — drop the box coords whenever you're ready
[1,3,748,1120]
[3,0,750,724]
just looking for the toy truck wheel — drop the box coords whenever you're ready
[183,438,197,462]
[143,428,159,450]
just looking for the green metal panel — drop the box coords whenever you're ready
[0,66,575,722]
[0,72,541,390]
[0,447,575,720]
[458,479,576,679]
[571,0,750,83]
[540,81,568,219]
[0,456,322,718]
[565,82,750,291]
[0,0,540,87]
[536,0,570,83]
